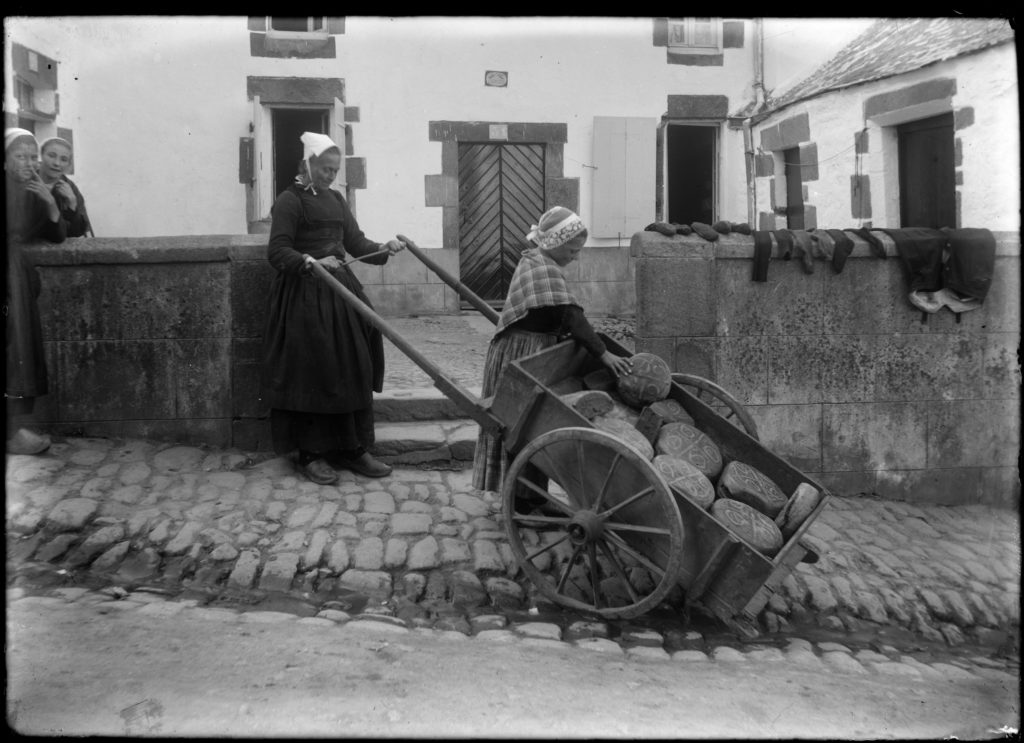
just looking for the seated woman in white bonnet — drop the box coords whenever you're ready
[472,205,632,493]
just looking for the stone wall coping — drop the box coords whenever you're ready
[19,236,480,266]
[631,230,1021,260]
[23,235,270,265]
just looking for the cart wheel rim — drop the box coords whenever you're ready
[671,373,759,441]
[502,426,686,620]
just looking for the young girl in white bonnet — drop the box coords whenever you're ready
[472,205,632,492]
[5,127,65,454]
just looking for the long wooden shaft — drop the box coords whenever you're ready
[309,262,501,433]
[397,235,501,325]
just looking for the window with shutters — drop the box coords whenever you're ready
[667,18,723,55]
[591,117,657,239]
[9,42,60,133]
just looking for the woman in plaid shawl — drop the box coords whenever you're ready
[471,206,633,492]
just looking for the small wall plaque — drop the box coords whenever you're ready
[484,70,508,87]
[488,124,508,141]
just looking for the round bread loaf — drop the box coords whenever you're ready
[711,498,784,557]
[616,353,672,408]
[584,368,616,392]
[593,416,654,460]
[604,396,641,425]
[715,461,788,519]
[652,455,715,509]
[654,422,723,480]
[646,398,694,426]
[775,482,821,538]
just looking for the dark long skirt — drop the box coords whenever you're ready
[270,407,374,456]
[471,329,558,492]
[261,265,384,415]
[6,246,47,399]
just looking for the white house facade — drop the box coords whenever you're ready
[5,16,876,298]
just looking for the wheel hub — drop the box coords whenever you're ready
[567,509,604,545]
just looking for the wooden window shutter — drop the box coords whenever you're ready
[591,116,657,238]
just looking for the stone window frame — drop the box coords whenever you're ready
[247,16,345,59]
[757,111,819,230]
[862,78,959,228]
[656,95,730,222]
[244,77,363,232]
[425,122,577,251]
[652,18,745,67]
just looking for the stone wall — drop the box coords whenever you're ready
[632,230,1020,508]
[23,235,635,451]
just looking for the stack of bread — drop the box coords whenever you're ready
[557,352,821,557]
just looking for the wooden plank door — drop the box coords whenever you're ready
[458,143,545,302]
[898,112,956,228]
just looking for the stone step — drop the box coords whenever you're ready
[373,386,483,423]
[372,419,480,469]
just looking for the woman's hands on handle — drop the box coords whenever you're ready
[382,237,406,256]
[601,351,633,378]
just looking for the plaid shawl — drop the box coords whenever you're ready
[495,248,580,333]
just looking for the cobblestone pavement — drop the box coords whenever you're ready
[5,437,1020,670]
[380,314,495,391]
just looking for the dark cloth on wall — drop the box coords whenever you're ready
[943,228,996,301]
[790,229,816,274]
[826,229,854,273]
[6,174,66,400]
[53,175,92,237]
[751,230,773,282]
[878,228,948,292]
[260,184,390,456]
[774,229,795,260]
[848,228,887,258]
[810,230,834,260]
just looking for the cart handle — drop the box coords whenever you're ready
[397,234,501,325]
[308,260,503,434]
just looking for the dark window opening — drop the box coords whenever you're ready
[666,124,716,225]
[784,146,805,229]
[271,108,330,199]
[270,17,321,33]
[898,112,956,228]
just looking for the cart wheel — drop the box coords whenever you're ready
[671,373,759,441]
[502,427,686,620]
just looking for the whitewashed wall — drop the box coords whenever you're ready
[752,43,1019,230]
[7,16,762,242]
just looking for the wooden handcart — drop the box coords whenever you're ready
[309,240,829,635]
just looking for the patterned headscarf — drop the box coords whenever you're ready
[296,131,340,195]
[526,206,586,251]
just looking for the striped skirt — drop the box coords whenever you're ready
[471,329,559,493]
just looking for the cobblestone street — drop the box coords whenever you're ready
[6,435,1020,662]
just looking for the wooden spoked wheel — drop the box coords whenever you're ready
[502,427,686,619]
[671,373,759,441]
